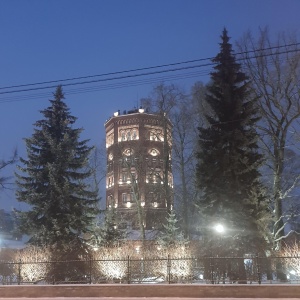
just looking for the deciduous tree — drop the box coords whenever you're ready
[237,28,300,250]
[0,149,17,192]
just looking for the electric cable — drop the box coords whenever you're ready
[0,43,299,104]
[1,41,299,91]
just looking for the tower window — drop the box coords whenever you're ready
[106,130,114,148]
[122,171,128,182]
[121,132,126,141]
[123,148,133,156]
[118,127,139,142]
[130,192,134,202]
[122,193,127,203]
[149,130,163,141]
[132,130,137,140]
[149,148,159,156]
[126,131,131,140]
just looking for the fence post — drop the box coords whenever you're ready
[89,257,92,284]
[210,257,215,284]
[127,256,131,284]
[17,259,21,285]
[256,253,261,284]
[52,261,55,285]
[167,255,171,284]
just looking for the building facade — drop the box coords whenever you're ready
[104,108,173,230]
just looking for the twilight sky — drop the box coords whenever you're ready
[1,0,300,211]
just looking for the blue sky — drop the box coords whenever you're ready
[1,0,300,211]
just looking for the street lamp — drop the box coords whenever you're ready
[210,223,225,284]
[214,224,225,234]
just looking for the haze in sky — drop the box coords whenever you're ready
[1,0,300,211]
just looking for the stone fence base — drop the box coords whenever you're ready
[1,284,300,298]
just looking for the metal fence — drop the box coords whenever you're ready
[0,256,299,285]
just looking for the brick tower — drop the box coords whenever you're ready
[104,108,173,230]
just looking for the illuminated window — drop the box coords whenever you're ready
[122,193,127,203]
[149,129,163,141]
[132,130,137,140]
[106,130,114,148]
[123,148,132,156]
[150,131,158,141]
[149,148,159,156]
[118,127,139,142]
[122,171,127,182]
[121,132,126,141]
[126,131,131,140]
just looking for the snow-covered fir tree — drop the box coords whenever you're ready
[95,205,127,247]
[15,86,99,255]
[196,29,270,256]
[158,210,186,247]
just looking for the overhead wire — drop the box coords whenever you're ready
[0,62,215,95]
[1,41,299,91]
[0,43,299,104]
[0,69,211,103]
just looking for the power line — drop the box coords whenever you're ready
[1,41,299,92]
[0,57,213,91]
[0,69,210,104]
[0,43,299,103]
[0,62,215,95]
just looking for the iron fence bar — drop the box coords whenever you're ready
[256,253,261,285]
[127,255,131,284]
[167,254,171,284]
[89,257,92,284]
[17,259,21,285]
[210,257,214,284]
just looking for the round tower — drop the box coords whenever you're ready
[104,108,173,230]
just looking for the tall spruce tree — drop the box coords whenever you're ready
[196,29,269,256]
[15,86,99,254]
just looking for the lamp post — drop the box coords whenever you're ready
[210,223,225,284]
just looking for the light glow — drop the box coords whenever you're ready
[214,224,225,233]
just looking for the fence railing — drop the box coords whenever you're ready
[0,256,299,285]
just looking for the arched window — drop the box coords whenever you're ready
[149,148,159,156]
[132,130,137,140]
[123,148,133,156]
[126,131,131,140]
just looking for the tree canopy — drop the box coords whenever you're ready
[196,29,269,254]
[15,86,99,250]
